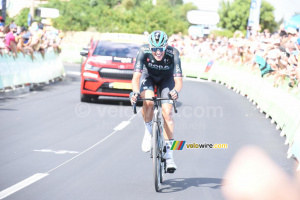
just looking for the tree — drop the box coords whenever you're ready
[218,0,277,33]
[259,0,277,32]
[15,0,197,34]
[169,0,183,6]
[13,8,30,27]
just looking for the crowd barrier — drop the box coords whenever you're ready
[181,56,300,170]
[0,51,65,90]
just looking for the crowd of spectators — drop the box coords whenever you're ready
[168,25,300,89]
[0,16,64,60]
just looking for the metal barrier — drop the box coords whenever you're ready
[181,57,300,170]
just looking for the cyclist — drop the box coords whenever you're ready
[130,30,183,173]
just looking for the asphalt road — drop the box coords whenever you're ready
[0,63,297,200]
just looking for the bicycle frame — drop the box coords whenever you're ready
[132,96,177,192]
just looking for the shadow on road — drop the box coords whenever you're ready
[159,177,223,193]
[92,99,132,106]
[0,108,18,111]
[91,99,183,108]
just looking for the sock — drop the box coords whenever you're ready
[144,121,153,135]
[165,139,174,159]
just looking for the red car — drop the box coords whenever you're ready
[80,33,147,102]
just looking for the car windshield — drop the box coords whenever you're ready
[93,41,140,58]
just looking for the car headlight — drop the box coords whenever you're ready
[84,63,99,71]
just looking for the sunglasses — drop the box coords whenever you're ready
[150,47,166,52]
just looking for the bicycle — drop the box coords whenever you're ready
[132,95,177,192]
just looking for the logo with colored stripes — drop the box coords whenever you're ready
[171,141,186,150]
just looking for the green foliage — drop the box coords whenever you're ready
[122,0,134,10]
[211,29,234,38]
[218,0,277,33]
[12,0,196,34]
[259,1,277,32]
[13,8,30,28]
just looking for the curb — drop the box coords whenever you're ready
[0,86,31,97]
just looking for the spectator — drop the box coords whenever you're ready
[0,16,63,60]
[28,22,42,53]
[5,23,18,58]
[0,16,4,32]
[16,26,34,60]
[168,23,300,89]
[279,24,288,38]
[0,32,5,56]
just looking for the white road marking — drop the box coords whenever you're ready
[46,107,141,174]
[34,149,79,154]
[46,130,117,174]
[66,71,81,76]
[0,173,48,200]
[0,108,142,199]
[114,121,131,131]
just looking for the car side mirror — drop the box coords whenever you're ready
[80,50,88,57]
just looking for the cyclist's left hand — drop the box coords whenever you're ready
[169,89,178,100]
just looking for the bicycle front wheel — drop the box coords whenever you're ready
[152,122,161,192]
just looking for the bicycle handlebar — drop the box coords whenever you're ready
[132,96,177,114]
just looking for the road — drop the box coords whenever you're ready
[0,63,297,200]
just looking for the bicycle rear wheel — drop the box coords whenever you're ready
[152,122,161,192]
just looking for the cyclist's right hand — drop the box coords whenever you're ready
[129,92,140,105]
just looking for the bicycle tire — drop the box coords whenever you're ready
[160,143,165,183]
[160,158,164,183]
[152,122,161,192]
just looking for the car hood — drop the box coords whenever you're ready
[87,56,135,70]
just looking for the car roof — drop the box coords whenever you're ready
[98,33,148,44]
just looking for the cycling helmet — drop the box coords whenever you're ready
[148,30,168,48]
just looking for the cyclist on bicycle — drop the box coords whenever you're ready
[130,30,183,173]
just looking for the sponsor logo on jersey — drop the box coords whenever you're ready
[136,61,141,68]
[148,63,170,70]
[176,64,181,72]
[166,49,173,54]
[166,52,173,57]
[141,78,147,85]
[164,58,170,65]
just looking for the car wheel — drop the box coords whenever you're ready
[80,94,92,102]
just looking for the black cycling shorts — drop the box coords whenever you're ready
[139,68,175,104]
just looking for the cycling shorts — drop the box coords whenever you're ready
[139,68,174,104]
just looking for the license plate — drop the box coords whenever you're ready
[113,82,132,90]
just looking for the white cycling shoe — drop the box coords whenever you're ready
[141,132,151,152]
[166,158,177,173]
